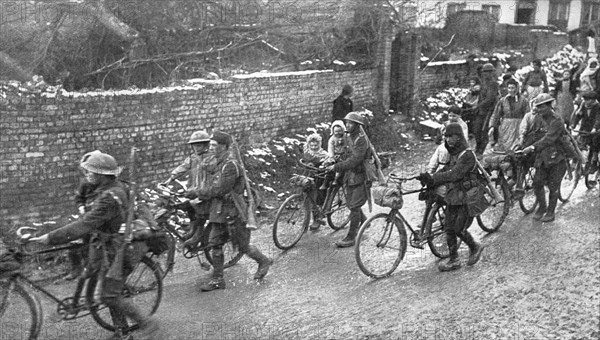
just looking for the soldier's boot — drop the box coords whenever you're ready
[246,245,273,280]
[460,231,485,266]
[541,191,558,223]
[439,234,461,272]
[309,211,325,231]
[532,187,547,221]
[200,248,225,292]
[335,210,364,248]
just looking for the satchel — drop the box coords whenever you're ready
[363,158,378,183]
[371,186,403,210]
[465,185,490,217]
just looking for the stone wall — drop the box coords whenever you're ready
[0,69,377,223]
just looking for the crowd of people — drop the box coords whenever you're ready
[22,52,600,338]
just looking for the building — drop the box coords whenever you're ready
[404,0,599,31]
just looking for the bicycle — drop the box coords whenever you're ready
[572,130,600,190]
[0,227,163,339]
[354,173,461,279]
[476,153,511,233]
[148,183,243,279]
[272,161,350,250]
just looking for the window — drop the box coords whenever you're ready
[447,2,466,16]
[482,4,501,20]
[582,2,600,26]
[549,2,569,21]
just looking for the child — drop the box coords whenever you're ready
[302,133,329,230]
[326,120,350,187]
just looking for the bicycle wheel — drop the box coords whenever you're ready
[151,231,176,280]
[422,203,457,258]
[0,279,42,340]
[89,256,163,333]
[355,212,407,279]
[559,159,582,202]
[477,177,510,233]
[272,193,309,250]
[325,185,350,231]
[519,167,538,214]
[203,224,244,269]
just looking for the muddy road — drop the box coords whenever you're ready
[26,144,600,340]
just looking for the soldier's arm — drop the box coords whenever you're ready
[333,136,368,172]
[431,151,476,185]
[47,192,122,245]
[533,119,565,151]
[170,157,192,180]
[197,161,238,199]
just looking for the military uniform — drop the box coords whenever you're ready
[48,179,154,335]
[332,113,371,247]
[193,131,272,291]
[529,111,568,221]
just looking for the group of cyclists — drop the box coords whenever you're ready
[14,56,600,339]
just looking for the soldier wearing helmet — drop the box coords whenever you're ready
[521,93,569,222]
[185,130,273,291]
[163,130,213,250]
[472,62,499,155]
[31,151,161,339]
[325,112,371,247]
[571,91,600,174]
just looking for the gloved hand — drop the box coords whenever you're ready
[184,191,198,199]
[417,173,434,187]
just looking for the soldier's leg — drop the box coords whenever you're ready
[200,223,227,292]
[335,184,367,248]
[439,205,461,272]
[541,161,567,222]
[532,166,549,220]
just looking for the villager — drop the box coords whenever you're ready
[488,78,530,152]
[331,85,354,122]
[553,68,578,126]
[579,57,600,95]
[325,112,371,248]
[30,151,161,339]
[163,130,213,250]
[571,91,600,173]
[522,94,568,223]
[522,59,549,102]
[185,130,273,291]
[417,123,485,272]
[473,63,499,155]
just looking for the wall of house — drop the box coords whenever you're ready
[0,69,377,224]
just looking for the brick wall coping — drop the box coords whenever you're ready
[426,60,467,67]
[230,69,333,79]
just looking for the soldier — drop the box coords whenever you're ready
[417,123,485,271]
[185,130,273,291]
[31,151,160,340]
[474,63,499,155]
[325,112,370,248]
[163,130,213,249]
[522,93,569,222]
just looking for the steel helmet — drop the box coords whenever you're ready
[344,112,365,125]
[188,130,210,144]
[481,63,495,72]
[533,93,554,107]
[80,151,122,175]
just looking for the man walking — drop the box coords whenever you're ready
[186,131,273,291]
[522,93,568,222]
[325,112,371,248]
[474,63,499,155]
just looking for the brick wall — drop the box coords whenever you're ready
[418,60,473,99]
[0,69,377,223]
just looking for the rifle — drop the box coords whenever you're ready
[474,158,505,205]
[231,136,259,230]
[359,125,386,185]
[106,147,138,281]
